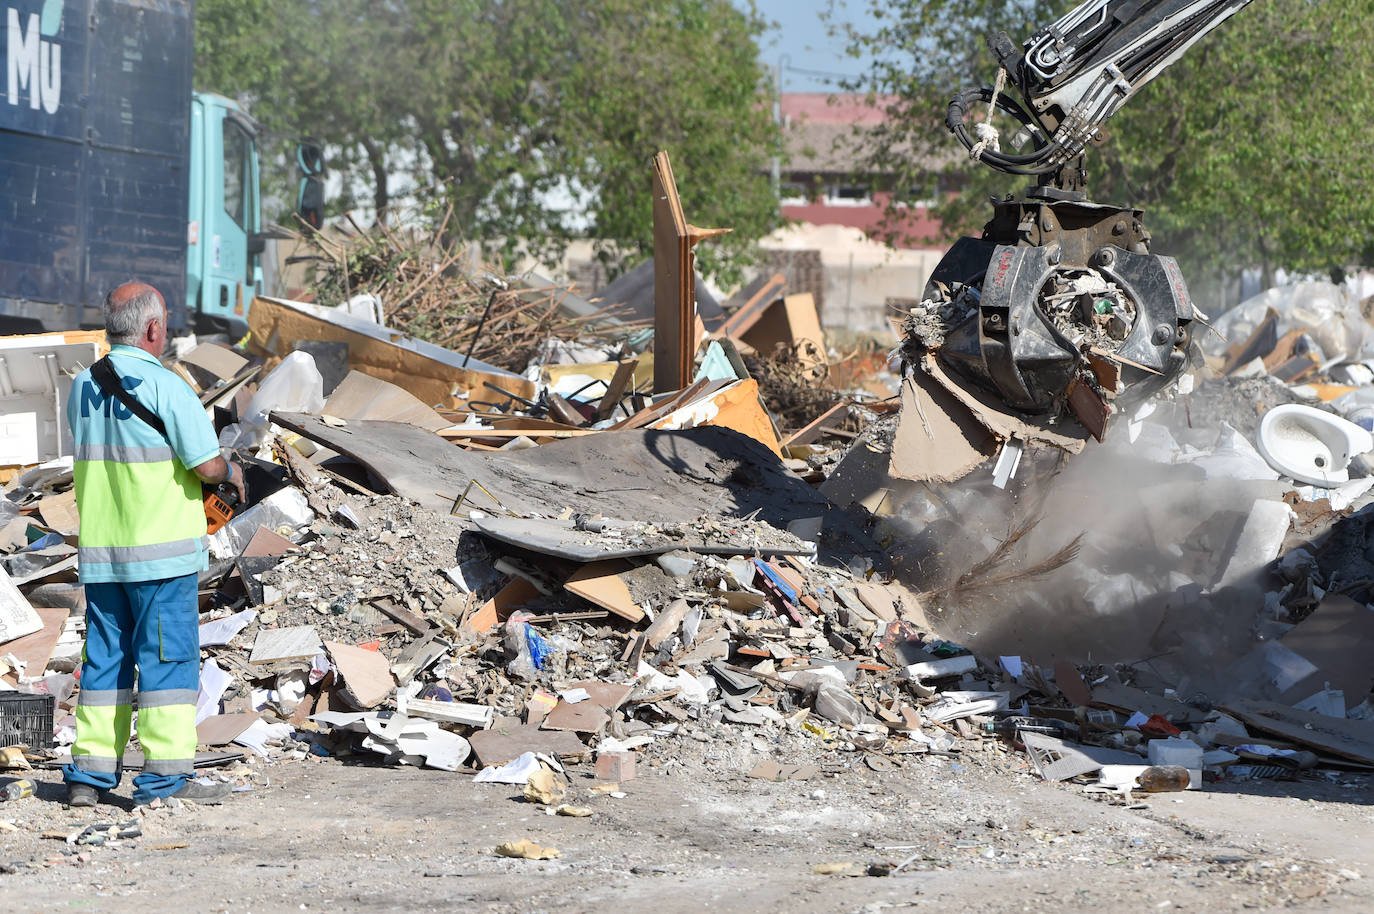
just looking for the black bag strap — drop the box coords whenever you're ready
[90,356,167,437]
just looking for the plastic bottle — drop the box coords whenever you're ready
[1137,766,1190,792]
[0,779,36,801]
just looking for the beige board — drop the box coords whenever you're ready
[737,292,827,371]
[890,373,997,483]
[563,561,645,622]
[36,491,79,537]
[323,370,451,432]
[325,641,395,710]
[247,295,536,406]
[181,343,249,381]
[196,712,260,747]
[919,354,1089,452]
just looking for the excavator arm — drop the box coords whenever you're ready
[908,0,1260,431]
[948,0,1257,178]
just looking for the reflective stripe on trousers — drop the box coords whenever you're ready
[64,574,200,802]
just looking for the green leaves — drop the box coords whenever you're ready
[195,0,781,283]
[839,0,1374,299]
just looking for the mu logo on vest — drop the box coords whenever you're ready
[80,377,145,421]
[5,0,62,114]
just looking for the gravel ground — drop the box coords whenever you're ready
[1,729,1369,913]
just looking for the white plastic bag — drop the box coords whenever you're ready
[224,351,325,450]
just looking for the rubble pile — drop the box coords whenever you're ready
[1,165,1373,838]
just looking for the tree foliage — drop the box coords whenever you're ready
[195,0,781,281]
[836,0,1374,301]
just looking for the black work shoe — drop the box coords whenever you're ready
[167,779,233,805]
[67,784,99,808]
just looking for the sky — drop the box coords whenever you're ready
[745,0,881,93]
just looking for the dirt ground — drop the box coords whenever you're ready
[1,739,1370,913]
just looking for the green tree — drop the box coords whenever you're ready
[836,0,1374,300]
[194,0,781,281]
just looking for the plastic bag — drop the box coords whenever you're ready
[224,351,325,451]
[1203,281,1369,364]
[503,612,552,680]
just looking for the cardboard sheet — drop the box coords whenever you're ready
[920,354,1089,452]
[323,370,451,432]
[890,374,996,483]
[652,378,782,457]
[736,292,827,373]
[0,605,66,686]
[36,491,79,536]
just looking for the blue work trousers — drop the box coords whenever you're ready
[62,573,200,803]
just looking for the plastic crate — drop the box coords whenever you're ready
[0,691,54,750]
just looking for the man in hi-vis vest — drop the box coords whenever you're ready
[63,282,246,807]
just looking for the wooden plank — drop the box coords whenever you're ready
[651,150,730,394]
[643,598,691,649]
[371,597,432,636]
[610,375,711,431]
[1223,700,1374,765]
[563,560,645,622]
[595,359,640,422]
[1221,307,1280,375]
[783,402,848,447]
[1066,377,1110,443]
[717,273,787,340]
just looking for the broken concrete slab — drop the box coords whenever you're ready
[249,626,323,664]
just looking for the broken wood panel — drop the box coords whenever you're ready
[1066,377,1110,443]
[1223,700,1374,765]
[783,401,848,447]
[563,560,645,623]
[595,359,641,422]
[717,273,787,340]
[651,151,729,394]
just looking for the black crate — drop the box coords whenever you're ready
[0,691,54,750]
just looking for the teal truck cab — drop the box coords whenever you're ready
[189,92,266,336]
